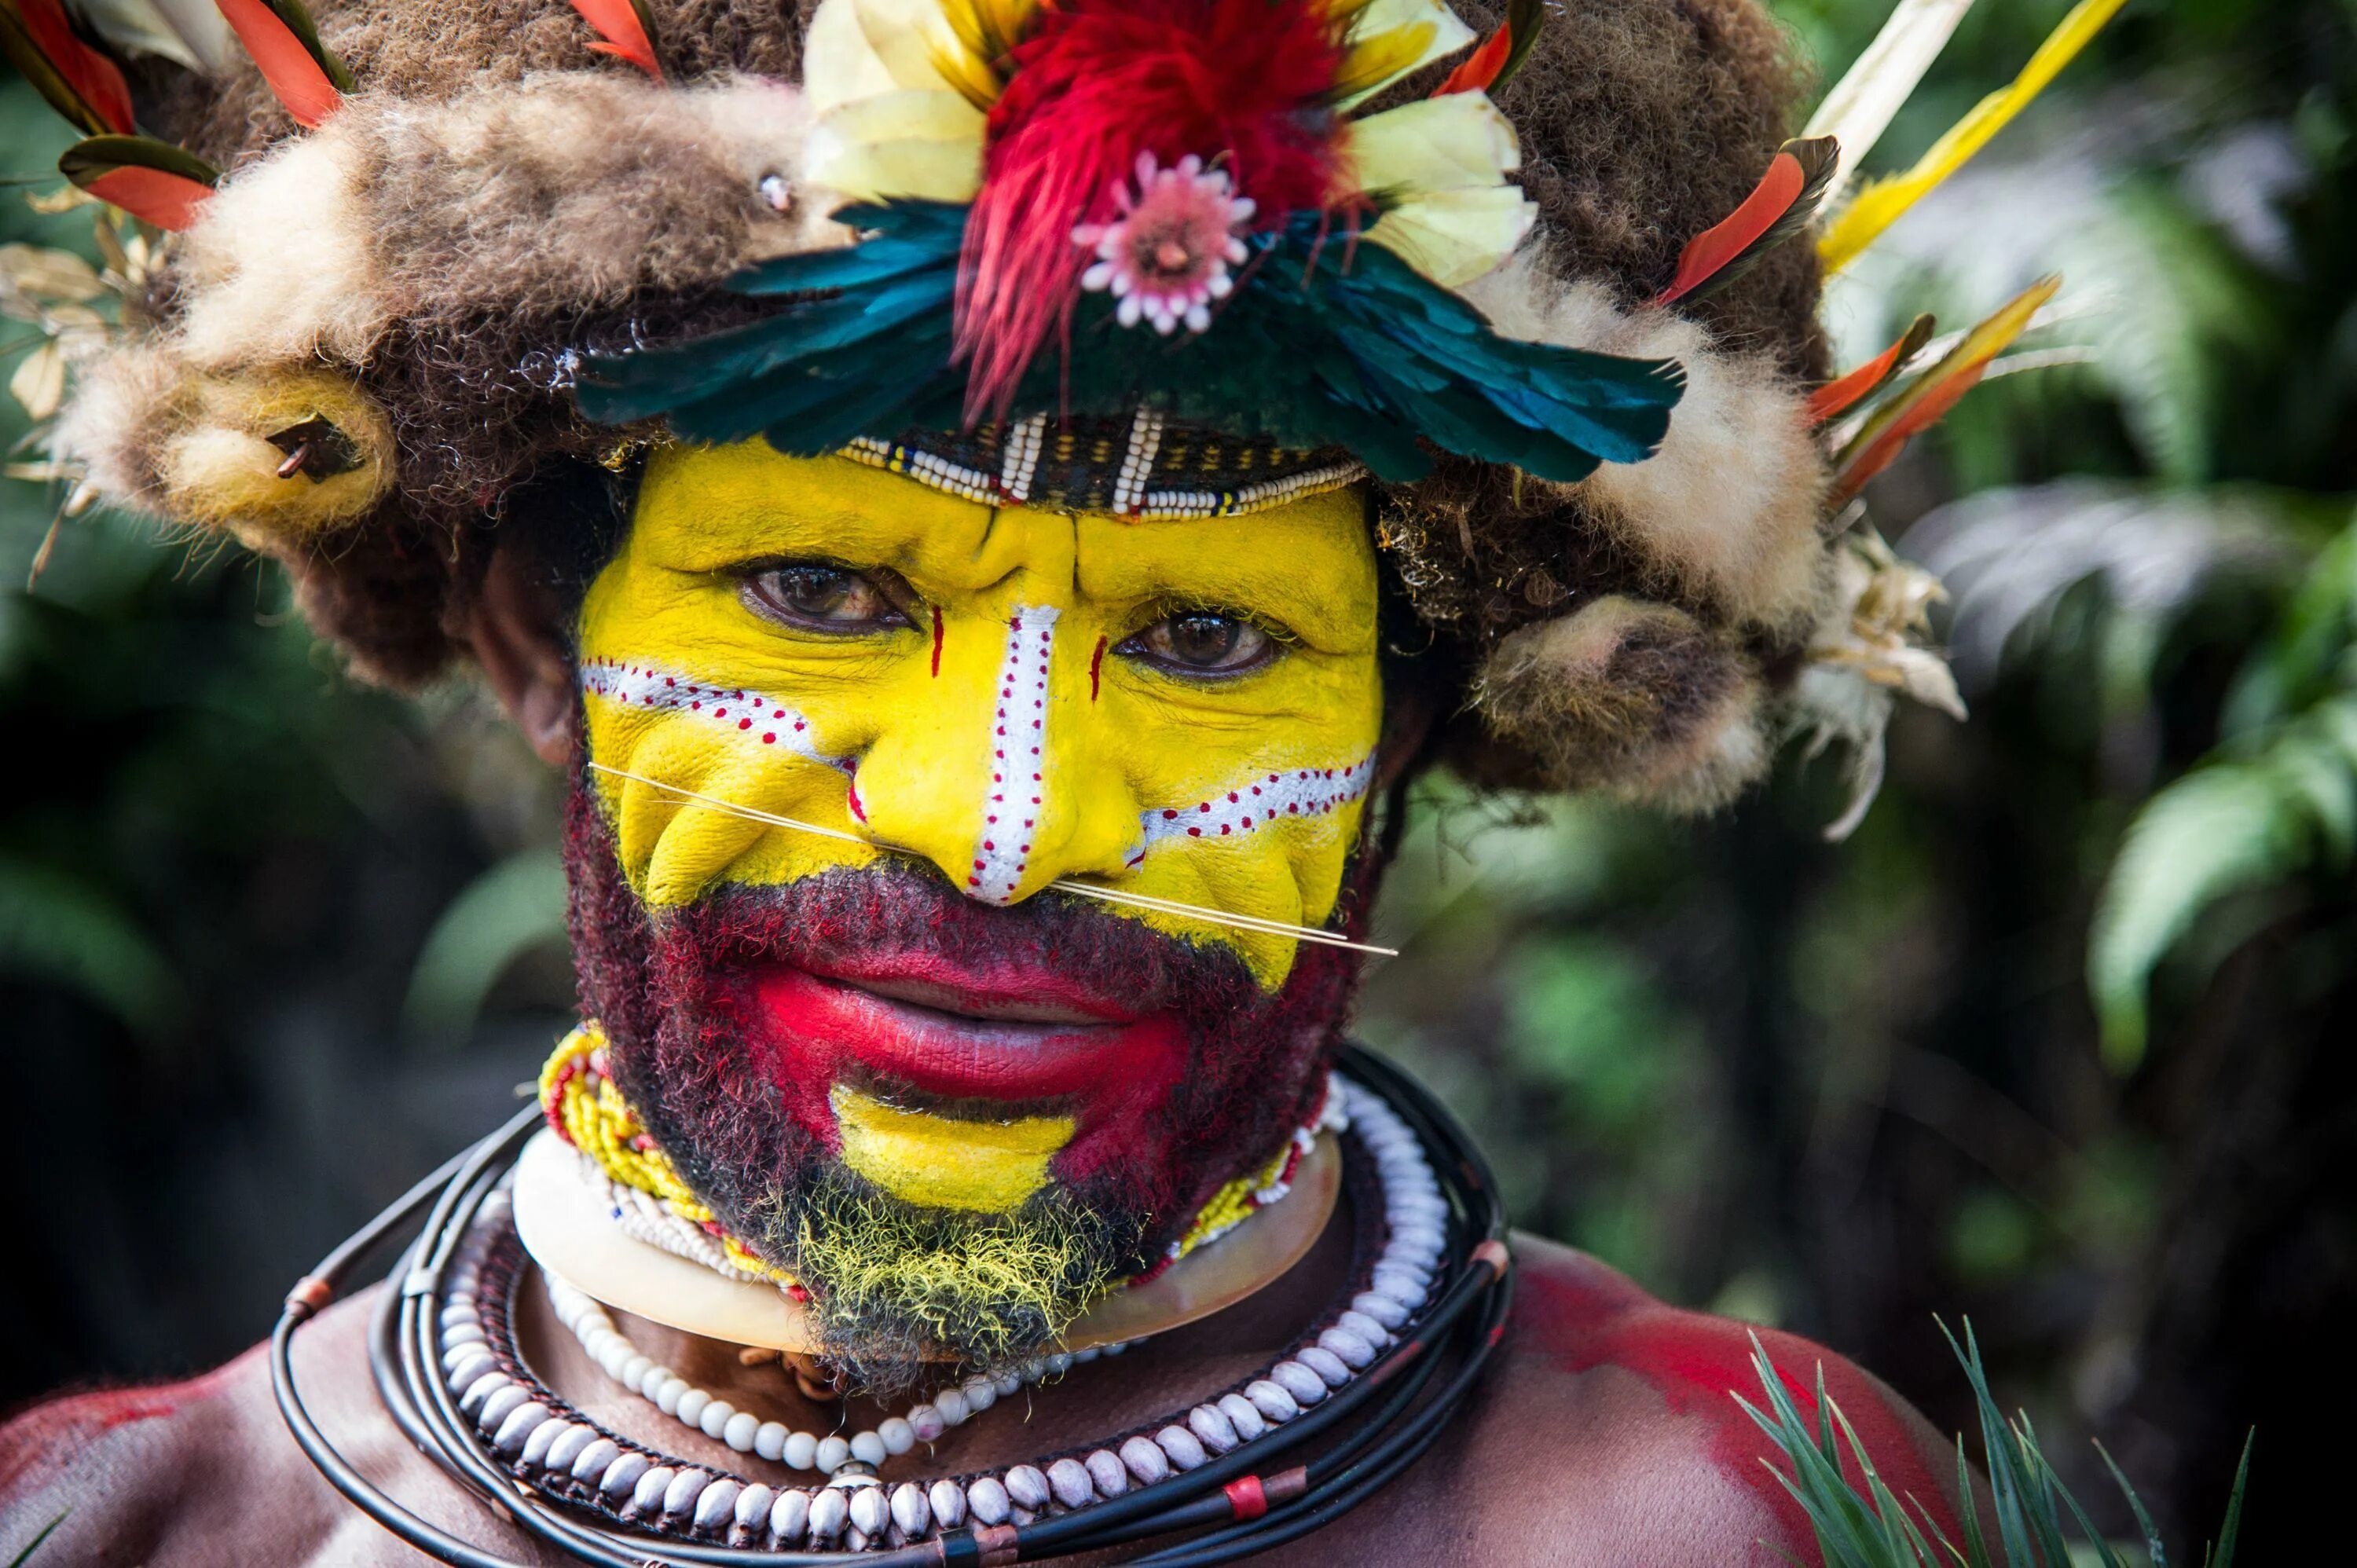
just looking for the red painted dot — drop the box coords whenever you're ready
[1228,792,1239,803]
[763,733,776,744]
[1162,809,1178,820]
[1220,825,1231,835]
[1188,826,1202,837]
[984,841,995,851]
[739,718,753,730]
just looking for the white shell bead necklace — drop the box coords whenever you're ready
[435,1076,1446,1548]
[548,1274,1134,1476]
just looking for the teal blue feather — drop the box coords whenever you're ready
[576,203,1685,485]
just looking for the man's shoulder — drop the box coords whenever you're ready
[1,1336,277,1566]
[1308,1233,1963,1566]
[0,1287,530,1567]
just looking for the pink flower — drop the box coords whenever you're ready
[1072,152,1255,336]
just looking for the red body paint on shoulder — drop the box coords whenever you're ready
[0,1355,241,1496]
[1513,1256,1957,1547]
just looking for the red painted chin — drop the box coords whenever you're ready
[740,954,1191,1185]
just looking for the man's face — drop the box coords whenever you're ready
[564,441,1384,1377]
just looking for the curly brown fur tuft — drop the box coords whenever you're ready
[1472,595,1770,811]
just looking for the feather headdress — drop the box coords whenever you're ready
[580,0,1685,489]
[2,0,2124,830]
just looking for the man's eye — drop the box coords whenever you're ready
[1119,611,1276,676]
[741,564,912,632]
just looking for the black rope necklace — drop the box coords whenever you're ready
[272,1046,1513,1565]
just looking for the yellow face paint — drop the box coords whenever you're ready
[830,1086,1075,1213]
[577,441,1384,991]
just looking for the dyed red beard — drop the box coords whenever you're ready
[562,777,1366,1375]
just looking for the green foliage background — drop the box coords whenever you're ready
[5,0,2353,1554]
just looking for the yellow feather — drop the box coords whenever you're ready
[1332,22,1436,104]
[935,0,1036,70]
[1818,0,2128,274]
[1334,0,1475,108]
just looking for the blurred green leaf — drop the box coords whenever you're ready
[2088,689,2357,1067]
[400,846,569,1046]
[0,855,185,1038]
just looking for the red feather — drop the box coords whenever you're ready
[217,0,346,129]
[1433,0,1545,98]
[570,0,662,80]
[957,0,1351,421]
[60,135,221,230]
[1433,18,1511,95]
[1805,313,1934,427]
[1653,136,1838,307]
[82,166,211,229]
[4,0,135,135]
[1829,363,1985,503]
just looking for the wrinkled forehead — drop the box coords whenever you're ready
[621,441,1380,646]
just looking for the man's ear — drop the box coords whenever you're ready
[467,543,578,767]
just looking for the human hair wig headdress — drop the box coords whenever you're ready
[3,0,2128,827]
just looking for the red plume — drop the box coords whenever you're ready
[1653,137,1838,307]
[1433,0,1544,97]
[1828,277,2059,504]
[60,135,222,231]
[1,0,136,136]
[1805,313,1935,427]
[216,0,353,129]
[569,0,662,80]
[957,0,1350,422]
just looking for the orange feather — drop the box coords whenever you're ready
[81,166,213,229]
[1829,277,2059,505]
[1432,17,1511,95]
[60,135,222,231]
[1431,0,1541,98]
[1805,313,1935,427]
[216,0,348,129]
[570,0,662,80]
[1654,137,1838,308]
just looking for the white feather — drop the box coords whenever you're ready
[67,0,233,73]
[1804,0,1978,206]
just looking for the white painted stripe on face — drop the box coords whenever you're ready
[578,658,849,771]
[968,606,1061,905]
[1127,753,1379,866]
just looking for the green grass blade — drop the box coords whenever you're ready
[2203,1431,2253,1568]
[2095,1441,2168,1568]
[8,1513,67,1568]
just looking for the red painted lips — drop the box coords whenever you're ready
[741,951,1191,1178]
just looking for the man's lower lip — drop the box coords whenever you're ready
[745,964,1188,1104]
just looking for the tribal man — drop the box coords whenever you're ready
[0,0,2107,1559]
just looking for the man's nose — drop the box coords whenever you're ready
[850,606,1142,903]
